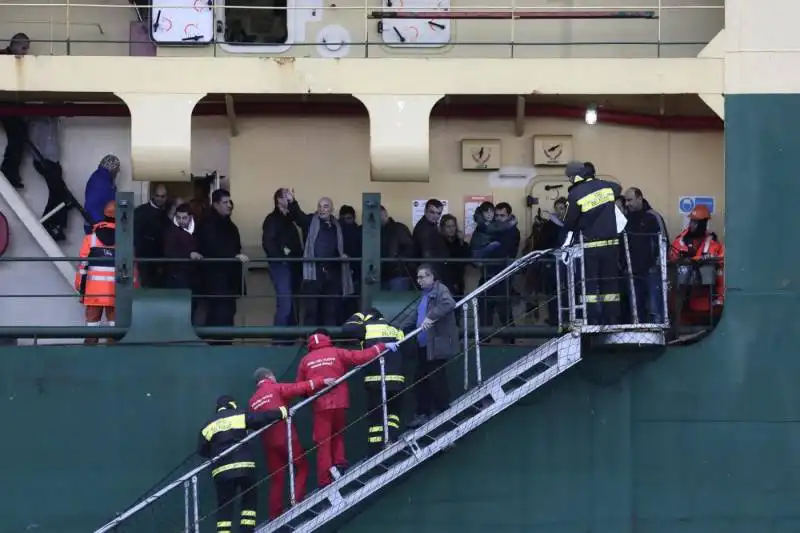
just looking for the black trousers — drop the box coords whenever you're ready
[365,384,403,450]
[583,244,621,325]
[204,297,238,345]
[215,474,258,533]
[303,265,343,327]
[0,116,26,187]
[414,348,451,416]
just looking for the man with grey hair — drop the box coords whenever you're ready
[248,367,333,519]
[287,195,353,326]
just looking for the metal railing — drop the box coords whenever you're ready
[0,2,724,58]
[91,243,552,533]
[88,231,704,533]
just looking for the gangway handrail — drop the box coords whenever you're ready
[91,246,555,533]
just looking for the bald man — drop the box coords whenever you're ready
[134,183,171,287]
[286,194,354,326]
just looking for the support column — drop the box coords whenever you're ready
[115,92,205,182]
[114,192,134,330]
[353,94,442,183]
[360,192,382,310]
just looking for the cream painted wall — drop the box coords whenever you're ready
[230,116,724,246]
[1,0,722,59]
[0,116,229,334]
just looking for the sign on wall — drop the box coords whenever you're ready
[150,0,215,44]
[678,195,716,227]
[412,199,449,228]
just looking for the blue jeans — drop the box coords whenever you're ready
[632,270,663,323]
[382,277,412,291]
[269,263,295,326]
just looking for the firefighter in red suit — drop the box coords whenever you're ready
[296,329,399,486]
[248,368,332,519]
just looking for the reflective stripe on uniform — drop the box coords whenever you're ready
[278,406,288,419]
[241,519,256,527]
[369,436,383,443]
[202,413,247,441]
[584,238,619,248]
[584,294,621,303]
[576,187,615,212]
[241,510,256,517]
[364,323,405,341]
[217,521,232,528]
[364,374,405,383]
[211,461,255,477]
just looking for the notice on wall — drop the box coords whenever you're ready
[412,199,449,228]
[463,195,493,238]
[678,195,715,228]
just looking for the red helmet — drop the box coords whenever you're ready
[688,205,711,221]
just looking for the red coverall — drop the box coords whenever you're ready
[248,377,325,519]
[296,332,386,486]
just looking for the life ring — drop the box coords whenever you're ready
[0,211,9,257]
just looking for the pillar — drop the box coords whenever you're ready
[115,92,205,182]
[353,94,443,183]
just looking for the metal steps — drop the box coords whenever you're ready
[256,332,583,533]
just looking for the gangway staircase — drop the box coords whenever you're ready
[91,238,670,533]
[258,332,582,533]
[257,237,670,533]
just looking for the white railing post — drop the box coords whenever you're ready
[379,355,390,445]
[471,298,482,385]
[462,304,469,390]
[287,415,296,505]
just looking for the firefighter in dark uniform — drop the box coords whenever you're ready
[343,308,406,451]
[563,161,623,325]
[198,395,288,533]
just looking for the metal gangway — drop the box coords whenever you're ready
[93,234,670,533]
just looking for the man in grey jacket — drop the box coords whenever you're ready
[402,263,458,429]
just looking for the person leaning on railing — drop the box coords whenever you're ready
[402,263,458,430]
[197,395,288,533]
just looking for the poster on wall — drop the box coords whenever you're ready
[412,199,449,228]
[463,195,493,238]
[678,195,715,228]
[150,0,215,44]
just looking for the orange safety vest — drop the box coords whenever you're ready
[73,221,145,307]
[669,229,725,312]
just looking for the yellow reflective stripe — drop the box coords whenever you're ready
[388,421,400,429]
[368,436,383,443]
[368,425,383,433]
[388,414,399,422]
[576,187,615,212]
[211,461,255,477]
[279,406,288,419]
[219,531,231,533]
[202,414,247,441]
[241,519,257,526]
[217,521,232,527]
[364,375,405,383]
[241,510,256,517]
[585,294,620,303]
[584,238,618,248]
[365,324,405,340]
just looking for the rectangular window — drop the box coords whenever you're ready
[224,0,289,45]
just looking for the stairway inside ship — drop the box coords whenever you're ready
[255,248,669,533]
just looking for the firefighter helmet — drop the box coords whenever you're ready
[103,200,116,219]
[688,204,711,221]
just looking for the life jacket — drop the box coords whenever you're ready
[670,229,725,313]
[75,221,117,307]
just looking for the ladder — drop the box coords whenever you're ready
[256,332,583,533]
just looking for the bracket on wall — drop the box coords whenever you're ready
[515,95,526,137]
[224,94,239,137]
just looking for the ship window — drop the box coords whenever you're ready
[224,0,288,45]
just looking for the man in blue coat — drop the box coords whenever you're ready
[83,154,120,234]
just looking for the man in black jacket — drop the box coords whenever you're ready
[198,395,287,533]
[0,33,30,189]
[623,187,667,323]
[380,206,415,291]
[133,184,169,287]
[564,161,622,325]
[412,199,448,276]
[262,188,304,327]
[196,190,249,341]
